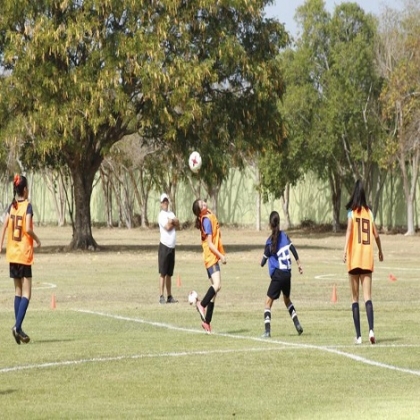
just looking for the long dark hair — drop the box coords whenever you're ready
[12,174,28,209]
[269,211,281,254]
[192,199,202,230]
[345,179,368,211]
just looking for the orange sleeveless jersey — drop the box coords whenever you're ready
[200,211,225,269]
[346,207,374,272]
[6,200,34,265]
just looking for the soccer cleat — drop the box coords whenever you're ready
[16,329,30,344]
[369,330,376,344]
[12,327,21,345]
[196,300,206,322]
[354,336,362,345]
[261,331,271,338]
[167,295,178,303]
[159,295,166,304]
[293,317,303,335]
[201,322,211,334]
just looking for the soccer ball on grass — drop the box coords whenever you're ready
[188,290,198,305]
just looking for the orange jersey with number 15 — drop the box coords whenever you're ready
[6,200,34,265]
[346,207,374,272]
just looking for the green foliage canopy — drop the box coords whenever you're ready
[264,0,384,229]
[0,0,288,247]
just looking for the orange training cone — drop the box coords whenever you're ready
[176,274,182,287]
[389,274,397,282]
[331,284,337,303]
[51,293,56,309]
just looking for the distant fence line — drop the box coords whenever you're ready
[0,170,416,231]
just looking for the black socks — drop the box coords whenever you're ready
[352,302,361,338]
[201,286,216,307]
[264,309,271,333]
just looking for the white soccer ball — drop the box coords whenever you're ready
[188,290,198,305]
[188,151,202,173]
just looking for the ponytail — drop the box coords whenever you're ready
[192,199,202,230]
[269,211,280,254]
[11,174,28,209]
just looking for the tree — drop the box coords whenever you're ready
[282,0,383,230]
[0,0,288,248]
[100,134,158,228]
[377,1,420,235]
[259,136,304,228]
[41,167,70,226]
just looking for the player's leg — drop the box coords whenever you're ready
[361,273,375,343]
[158,243,167,304]
[14,275,32,344]
[204,269,221,324]
[282,273,303,335]
[166,248,178,303]
[13,277,23,321]
[349,274,362,343]
[12,277,23,344]
[263,270,282,337]
[262,294,274,338]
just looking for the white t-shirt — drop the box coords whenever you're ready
[158,210,177,248]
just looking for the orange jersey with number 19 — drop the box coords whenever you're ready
[6,200,34,265]
[346,207,374,272]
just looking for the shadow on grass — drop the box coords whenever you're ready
[32,339,75,344]
[0,389,16,395]
[376,337,403,344]
[35,243,329,255]
[224,329,250,334]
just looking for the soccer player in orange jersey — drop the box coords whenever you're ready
[343,180,383,345]
[0,174,41,344]
[192,199,226,334]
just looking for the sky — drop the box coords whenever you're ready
[264,0,404,37]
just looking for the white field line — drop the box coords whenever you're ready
[0,282,57,293]
[33,282,57,290]
[1,309,419,377]
[0,347,284,374]
[77,310,420,377]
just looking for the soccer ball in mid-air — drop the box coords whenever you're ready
[188,290,198,305]
[188,151,202,173]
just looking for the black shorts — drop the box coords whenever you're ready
[206,263,220,278]
[349,268,372,275]
[267,269,291,300]
[158,243,175,276]
[10,263,32,279]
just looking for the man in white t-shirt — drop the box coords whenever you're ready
[158,193,180,304]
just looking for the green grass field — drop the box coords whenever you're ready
[0,226,419,419]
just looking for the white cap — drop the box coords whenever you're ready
[160,193,169,203]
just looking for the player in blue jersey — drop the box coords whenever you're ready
[260,211,303,338]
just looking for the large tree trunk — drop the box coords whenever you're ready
[396,100,420,236]
[372,168,386,223]
[99,166,114,228]
[208,185,220,216]
[255,166,261,231]
[400,153,419,235]
[329,171,342,233]
[281,184,291,229]
[405,197,416,235]
[68,160,101,250]
[42,169,67,226]
[138,169,150,227]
